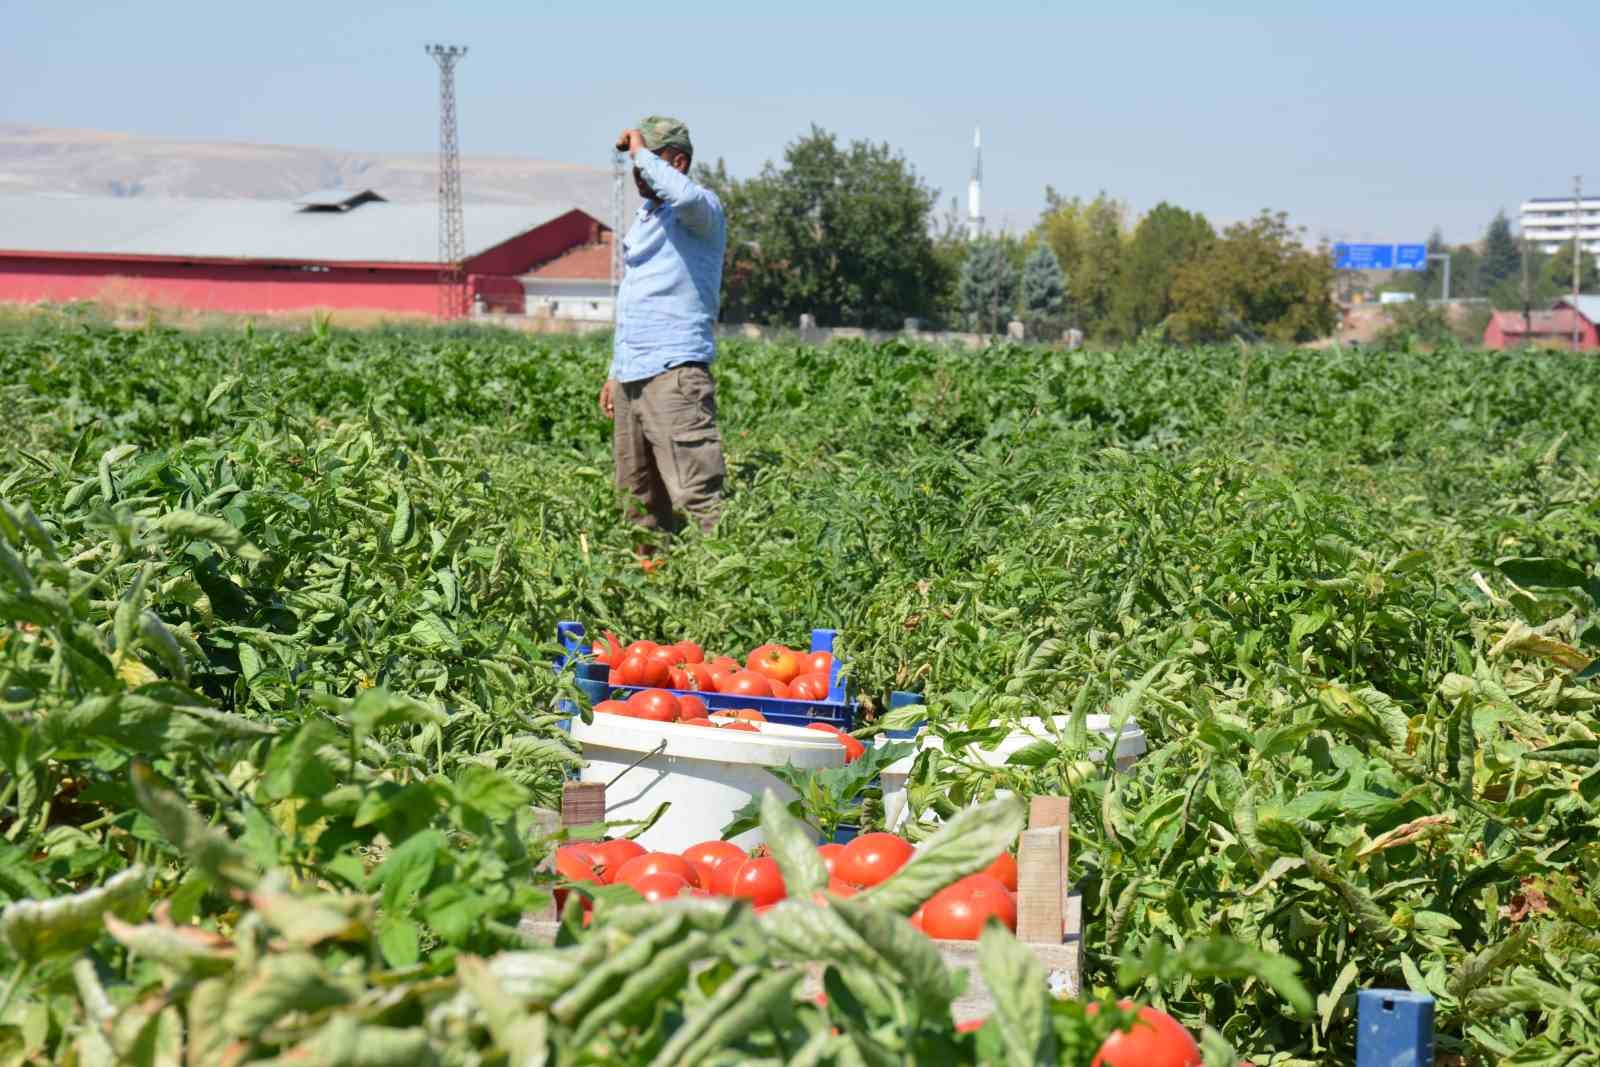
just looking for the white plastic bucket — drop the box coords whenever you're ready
[571,713,846,852]
[878,714,1148,831]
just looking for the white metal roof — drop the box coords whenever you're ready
[1557,295,1600,324]
[0,193,595,265]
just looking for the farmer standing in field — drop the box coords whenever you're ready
[599,117,727,569]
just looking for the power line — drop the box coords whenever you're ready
[425,44,467,320]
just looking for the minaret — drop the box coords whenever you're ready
[966,126,983,241]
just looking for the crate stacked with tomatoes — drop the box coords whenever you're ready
[557,622,862,748]
[553,828,1018,939]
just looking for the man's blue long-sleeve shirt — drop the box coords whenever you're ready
[609,150,726,382]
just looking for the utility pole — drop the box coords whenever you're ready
[426,45,468,320]
[1573,174,1583,350]
[1520,232,1531,342]
[610,150,626,324]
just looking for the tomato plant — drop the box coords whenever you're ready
[4,322,1599,1064]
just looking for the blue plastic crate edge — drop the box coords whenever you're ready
[554,620,857,728]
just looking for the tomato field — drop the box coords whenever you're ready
[2,315,1599,1065]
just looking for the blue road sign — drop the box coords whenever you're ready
[1395,244,1428,271]
[1334,243,1396,270]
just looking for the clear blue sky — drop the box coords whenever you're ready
[3,0,1591,244]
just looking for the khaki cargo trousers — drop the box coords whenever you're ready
[613,363,726,536]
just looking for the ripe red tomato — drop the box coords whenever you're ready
[919,874,1017,940]
[747,644,801,684]
[803,651,833,675]
[982,851,1018,892]
[629,872,691,903]
[956,1018,985,1033]
[824,877,858,898]
[624,640,659,658]
[723,708,767,722]
[687,859,717,888]
[672,663,715,691]
[909,901,926,929]
[617,651,671,688]
[615,851,700,888]
[834,833,914,888]
[708,655,739,672]
[709,856,747,896]
[683,840,748,872]
[729,857,787,906]
[724,671,775,698]
[677,694,708,718]
[805,723,864,762]
[672,640,704,664]
[721,721,759,732]
[554,847,600,885]
[593,699,632,717]
[680,717,715,728]
[1088,1002,1202,1067]
[790,671,831,701]
[588,838,646,882]
[769,679,793,699]
[817,842,844,876]
[626,688,682,722]
[591,631,623,667]
[559,841,606,867]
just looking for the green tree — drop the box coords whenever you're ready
[1107,203,1215,339]
[1031,190,1127,335]
[1478,211,1521,293]
[695,127,946,329]
[958,237,1019,334]
[1020,244,1067,336]
[1169,210,1338,343]
[1541,238,1599,293]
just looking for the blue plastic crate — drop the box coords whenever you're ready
[554,621,858,730]
[1357,990,1434,1067]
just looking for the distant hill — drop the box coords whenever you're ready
[0,124,631,220]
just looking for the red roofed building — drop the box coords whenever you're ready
[521,231,615,323]
[0,190,607,319]
[1483,297,1600,351]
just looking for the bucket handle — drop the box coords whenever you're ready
[605,738,668,790]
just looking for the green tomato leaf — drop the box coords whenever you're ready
[759,789,829,895]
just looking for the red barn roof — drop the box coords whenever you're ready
[525,231,613,280]
[1488,308,1585,338]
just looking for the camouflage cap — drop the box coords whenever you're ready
[639,116,693,156]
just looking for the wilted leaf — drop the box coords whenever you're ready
[979,922,1054,1067]
[0,866,149,964]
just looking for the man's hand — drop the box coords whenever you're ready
[614,129,645,155]
[599,379,616,420]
